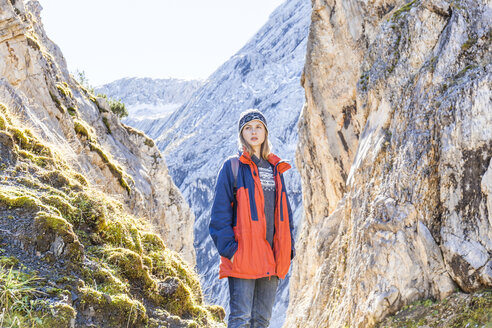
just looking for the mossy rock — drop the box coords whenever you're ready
[67,106,77,117]
[205,304,226,321]
[155,276,194,317]
[70,191,108,231]
[0,189,39,210]
[80,262,130,295]
[34,212,84,262]
[17,149,54,168]
[56,82,73,99]
[39,170,70,189]
[36,302,76,327]
[73,119,92,139]
[141,232,166,253]
[150,250,202,303]
[100,220,136,248]
[40,194,76,217]
[78,287,148,327]
[105,247,154,288]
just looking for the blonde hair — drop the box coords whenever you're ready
[239,129,272,160]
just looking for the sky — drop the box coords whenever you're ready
[37,0,285,86]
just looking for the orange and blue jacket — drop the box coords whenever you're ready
[209,150,295,280]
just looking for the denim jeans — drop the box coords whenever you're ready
[228,276,279,328]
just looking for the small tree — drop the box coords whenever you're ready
[108,98,128,119]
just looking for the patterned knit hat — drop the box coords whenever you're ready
[238,109,268,134]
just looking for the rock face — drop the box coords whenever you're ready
[113,0,311,325]
[0,0,195,265]
[286,0,491,327]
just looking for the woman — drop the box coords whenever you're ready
[209,109,295,328]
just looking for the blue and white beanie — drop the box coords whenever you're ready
[238,109,268,134]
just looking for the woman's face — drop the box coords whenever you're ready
[241,120,266,150]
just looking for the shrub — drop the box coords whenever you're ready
[108,98,128,119]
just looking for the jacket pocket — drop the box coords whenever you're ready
[231,232,243,272]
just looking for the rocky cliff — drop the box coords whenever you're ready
[286,0,491,327]
[0,0,195,265]
[0,0,219,326]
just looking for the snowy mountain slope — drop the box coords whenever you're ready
[96,77,203,136]
[108,0,311,326]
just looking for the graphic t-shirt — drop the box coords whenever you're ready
[251,155,275,248]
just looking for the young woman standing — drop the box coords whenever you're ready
[209,109,295,327]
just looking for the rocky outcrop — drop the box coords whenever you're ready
[0,0,217,326]
[287,0,491,327]
[0,0,195,265]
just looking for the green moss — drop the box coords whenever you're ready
[67,106,77,117]
[101,220,133,248]
[149,249,202,304]
[0,113,6,130]
[9,127,30,148]
[105,247,154,288]
[153,276,194,317]
[122,123,155,148]
[0,256,20,267]
[450,291,492,327]
[456,64,478,79]
[56,82,73,99]
[73,119,92,139]
[34,212,84,262]
[72,172,88,186]
[461,36,478,51]
[144,137,155,148]
[26,35,41,51]
[39,170,70,188]
[49,90,65,113]
[33,155,53,168]
[79,287,148,326]
[35,211,71,231]
[111,294,147,325]
[40,194,76,217]
[377,290,492,328]
[88,141,131,194]
[70,191,108,231]
[141,232,166,253]
[102,116,111,134]
[391,0,418,22]
[130,227,143,254]
[0,190,39,209]
[81,263,130,295]
[37,302,76,327]
[205,304,226,322]
[0,100,223,326]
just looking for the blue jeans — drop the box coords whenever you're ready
[228,276,279,328]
